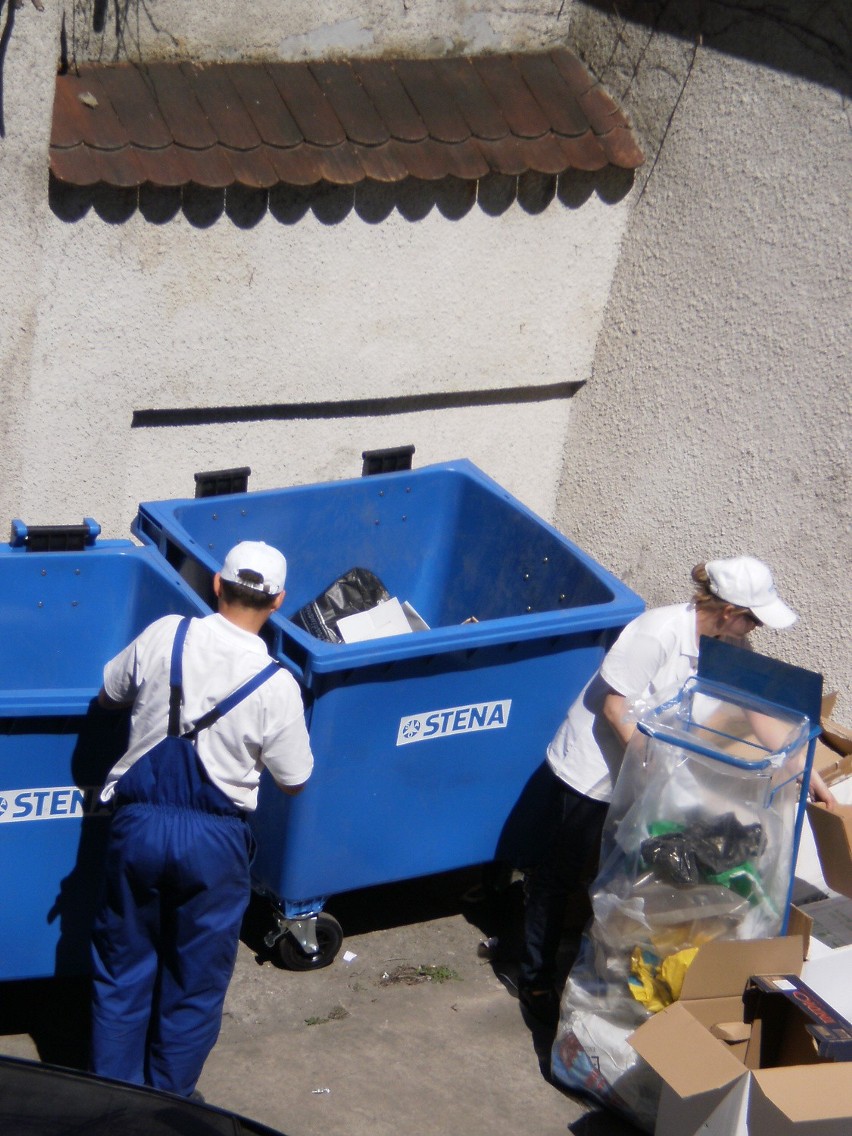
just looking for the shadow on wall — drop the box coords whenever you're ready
[577,0,849,95]
[48,167,636,229]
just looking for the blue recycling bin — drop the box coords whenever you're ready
[0,524,209,981]
[135,460,645,965]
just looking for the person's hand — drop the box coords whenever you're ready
[808,768,838,810]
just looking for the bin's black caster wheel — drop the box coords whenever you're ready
[275,913,344,971]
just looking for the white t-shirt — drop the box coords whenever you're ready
[547,603,700,802]
[101,613,314,811]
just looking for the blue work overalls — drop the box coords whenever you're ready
[90,618,277,1097]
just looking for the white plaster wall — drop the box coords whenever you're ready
[1,1,633,538]
[561,15,852,710]
[67,1,571,63]
[14,175,626,534]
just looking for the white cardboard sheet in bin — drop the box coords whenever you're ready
[337,598,430,643]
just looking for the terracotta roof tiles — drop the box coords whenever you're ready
[50,49,644,189]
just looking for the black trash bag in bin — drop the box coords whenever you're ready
[292,568,390,644]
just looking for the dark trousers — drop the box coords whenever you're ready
[519,768,608,991]
[90,743,253,1097]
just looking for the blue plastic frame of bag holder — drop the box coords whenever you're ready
[635,675,813,773]
[636,674,821,934]
[168,617,279,738]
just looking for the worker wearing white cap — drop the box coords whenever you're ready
[519,556,834,1028]
[91,540,313,1098]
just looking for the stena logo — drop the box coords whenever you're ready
[397,700,511,746]
[0,786,110,824]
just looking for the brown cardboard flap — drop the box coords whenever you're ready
[785,905,812,956]
[822,717,852,757]
[821,693,838,720]
[807,803,852,899]
[678,937,806,1001]
[710,1020,752,1043]
[752,1064,852,1122]
[813,738,852,786]
[630,1002,746,1096]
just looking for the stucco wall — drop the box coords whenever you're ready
[0,1,633,537]
[563,3,851,709]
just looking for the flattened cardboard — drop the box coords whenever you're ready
[807,803,852,899]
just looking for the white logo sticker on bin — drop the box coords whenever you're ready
[0,786,110,823]
[397,700,511,746]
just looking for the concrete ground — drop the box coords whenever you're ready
[0,868,643,1136]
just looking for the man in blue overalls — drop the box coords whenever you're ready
[90,541,314,1097]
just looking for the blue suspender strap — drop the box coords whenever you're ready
[167,617,192,737]
[185,661,280,739]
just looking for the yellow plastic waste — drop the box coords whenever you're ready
[628,945,699,1012]
[659,946,698,1002]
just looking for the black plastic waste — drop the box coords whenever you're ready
[640,813,766,887]
[292,567,390,644]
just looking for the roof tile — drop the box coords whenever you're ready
[549,48,596,98]
[51,70,128,150]
[430,57,510,141]
[91,64,172,149]
[227,64,304,148]
[578,84,628,136]
[181,63,262,150]
[49,51,643,189]
[265,144,330,187]
[353,59,428,143]
[309,62,390,146]
[555,132,609,172]
[141,63,219,149]
[513,53,590,138]
[391,59,471,144]
[599,126,645,170]
[90,145,147,188]
[220,145,280,189]
[303,142,366,186]
[266,63,345,147]
[131,144,198,187]
[469,55,551,139]
[350,140,411,183]
[50,143,101,185]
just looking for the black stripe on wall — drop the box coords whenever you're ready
[131,381,583,428]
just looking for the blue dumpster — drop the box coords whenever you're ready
[134,460,645,966]
[0,523,209,981]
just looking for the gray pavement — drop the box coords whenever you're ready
[0,870,643,1136]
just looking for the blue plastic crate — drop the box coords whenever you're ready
[0,537,210,980]
[134,460,645,920]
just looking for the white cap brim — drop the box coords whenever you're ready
[751,597,797,630]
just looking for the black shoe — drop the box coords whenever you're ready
[518,986,560,1030]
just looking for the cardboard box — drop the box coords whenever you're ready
[813,738,852,787]
[822,718,852,758]
[818,694,852,783]
[742,973,852,1063]
[630,937,852,1135]
[806,803,852,899]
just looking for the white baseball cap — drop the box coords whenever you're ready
[220,541,287,596]
[706,556,796,629]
